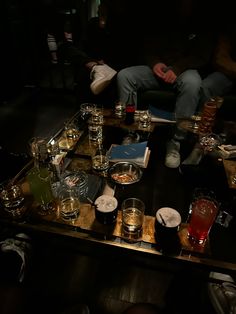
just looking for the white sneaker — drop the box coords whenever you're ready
[165,140,181,168]
[0,233,32,283]
[90,64,117,95]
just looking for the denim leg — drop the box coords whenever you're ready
[117,65,160,107]
[174,69,202,119]
[201,71,234,105]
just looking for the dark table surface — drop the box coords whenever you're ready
[1,111,236,273]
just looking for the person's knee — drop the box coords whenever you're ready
[178,70,202,92]
[117,67,135,85]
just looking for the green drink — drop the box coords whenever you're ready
[27,137,54,215]
[27,166,53,206]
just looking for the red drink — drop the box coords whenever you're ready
[188,198,219,244]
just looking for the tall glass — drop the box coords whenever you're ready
[27,137,54,215]
[188,189,219,244]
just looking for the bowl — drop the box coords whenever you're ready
[108,162,142,185]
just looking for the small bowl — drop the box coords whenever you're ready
[108,162,142,185]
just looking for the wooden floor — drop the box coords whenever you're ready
[1,235,214,314]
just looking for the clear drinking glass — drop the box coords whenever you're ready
[0,183,25,219]
[80,103,97,120]
[139,110,152,128]
[88,124,103,143]
[64,121,80,139]
[91,147,109,175]
[114,101,125,118]
[58,183,80,221]
[90,107,104,125]
[121,198,145,241]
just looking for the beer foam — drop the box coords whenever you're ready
[156,207,181,228]
[95,195,118,213]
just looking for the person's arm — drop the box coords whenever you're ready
[214,34,236,79]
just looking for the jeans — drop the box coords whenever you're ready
[117,65,234,119]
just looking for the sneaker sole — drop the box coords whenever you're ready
[90,71,117,95]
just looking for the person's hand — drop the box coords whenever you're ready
[153,63,167,78]
[162,69,177,84]
[153,63,177,84]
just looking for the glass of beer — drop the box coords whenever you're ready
[188,189,219,244]
[121,198,145,241]
[94,195,118,224]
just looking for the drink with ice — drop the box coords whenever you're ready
[188,197,219,244]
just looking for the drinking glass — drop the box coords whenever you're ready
[88,124,103,143]
[121,198,145,241]
[114,101,125,118]
[188,188,219,244]
[58,183,80,221]
[91,147,109,174]
[64,121,80,139]
[139,110,152,128]
[27,137,55,216]
[0,183,25,219]
[90,107,104,125]
[80,103,96,120]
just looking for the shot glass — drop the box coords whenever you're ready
[188,188,219,244]
[121,198,145,241]
[88,124,103,143]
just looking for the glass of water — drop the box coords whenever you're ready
[121,198,145,242]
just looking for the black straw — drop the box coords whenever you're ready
[159,213,166,226]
